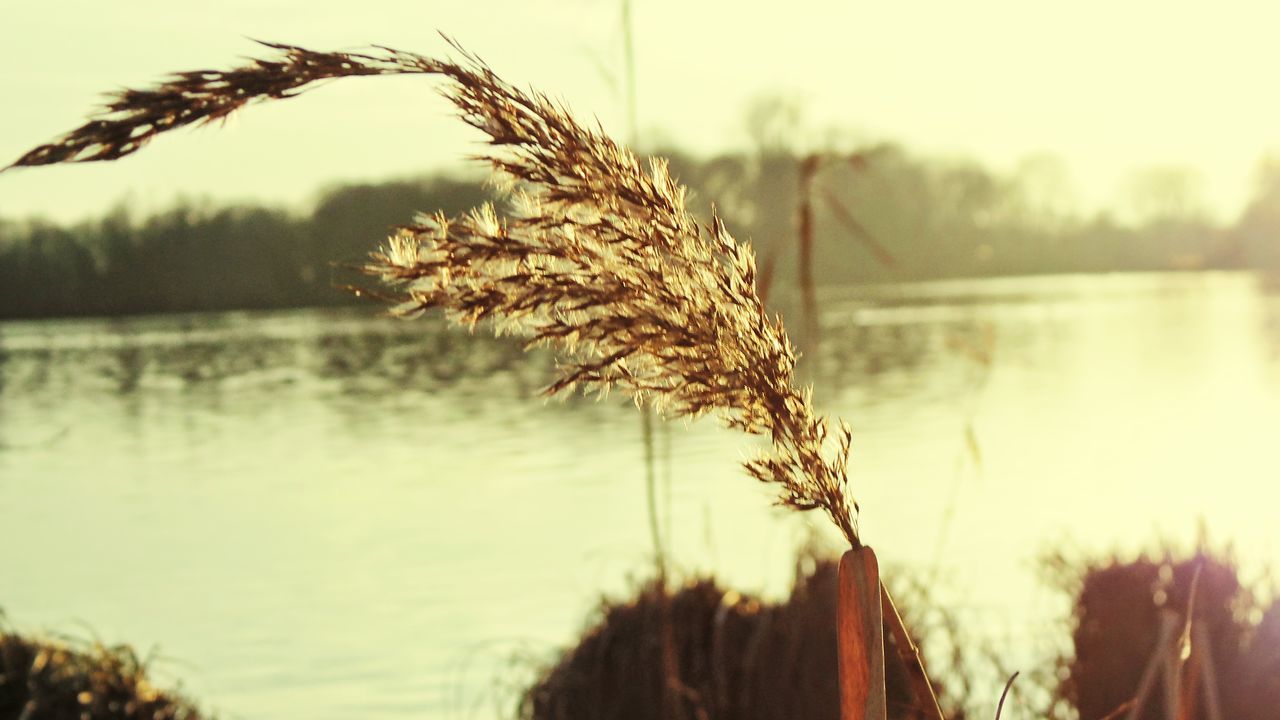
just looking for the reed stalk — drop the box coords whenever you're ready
[5,35,966,715]
[7,38,859,546]
[797,153,821,354]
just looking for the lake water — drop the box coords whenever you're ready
[2,271,1279,719]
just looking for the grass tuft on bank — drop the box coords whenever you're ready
[0,622,204,720]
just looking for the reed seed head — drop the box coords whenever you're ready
[8,37,862,547]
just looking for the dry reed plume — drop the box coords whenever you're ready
[7,39,860,547]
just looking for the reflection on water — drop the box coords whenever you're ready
[0,311,548,399]
[2,272,1279,720]
[0,303,949,400]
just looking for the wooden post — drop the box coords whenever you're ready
[838,547,887,720]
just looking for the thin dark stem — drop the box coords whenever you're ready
[620,0,639,144]
[642,409,666,575]
[1098,699,1135,720]
[797,154,820,356]
[619,0,668,580]
[880,582,945,720]
[994,671,1019,720]
[662,420,673,559]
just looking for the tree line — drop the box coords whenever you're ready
[2,146,1278,320]
[0,177,487,319]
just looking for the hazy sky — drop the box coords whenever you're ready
[3,0,1280,224]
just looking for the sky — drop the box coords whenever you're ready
[3,0,1280,224]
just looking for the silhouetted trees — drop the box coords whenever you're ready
[0,176,489,319]
[666,144,1250,288]
[2,147,1276,321]
[1233,156,1280,272]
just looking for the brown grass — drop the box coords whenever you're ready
[0,628,203,720]
[7,38,861,548]
[518,556,965,720]
[1041,545,1280,720]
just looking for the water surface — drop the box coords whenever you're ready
[2,271,1278,719]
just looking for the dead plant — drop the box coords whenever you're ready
[7,38,861,547]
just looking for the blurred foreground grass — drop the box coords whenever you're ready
[0,622,203,720]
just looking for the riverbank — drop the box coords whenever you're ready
[6,544,1277,720]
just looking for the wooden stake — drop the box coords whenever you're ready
[838,547,887,720]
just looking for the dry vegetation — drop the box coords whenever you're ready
[516,544,1280,720]
[1040,545,1280,720]
[0,624,203,720]
[7,39,860,548]
[17,37,1278,720]
[518,555,969,720]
